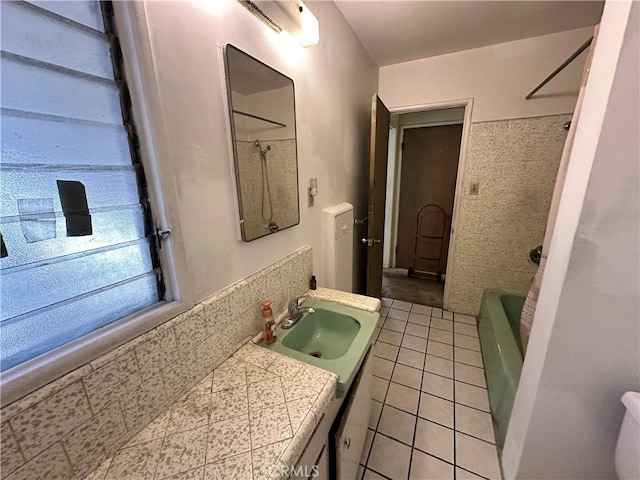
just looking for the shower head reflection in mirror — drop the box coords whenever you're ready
[254,140,276,230]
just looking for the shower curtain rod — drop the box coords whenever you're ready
[525,36,593,100]
[233,109,286,128]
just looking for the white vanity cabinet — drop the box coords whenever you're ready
[292,347,373,480]
[291,399,341,479]
[331,349,373,480]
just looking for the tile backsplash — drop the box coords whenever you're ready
[0,245,312,480]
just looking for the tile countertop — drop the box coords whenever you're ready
[84,288,379,480]
[83,344,337,480]
[307,287,381,313]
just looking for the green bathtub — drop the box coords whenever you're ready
[478,289,525,448]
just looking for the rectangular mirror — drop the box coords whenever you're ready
[224,44,300,241]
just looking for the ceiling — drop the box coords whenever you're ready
[333,1,604,66]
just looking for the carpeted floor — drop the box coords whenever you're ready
[382,268,444,307]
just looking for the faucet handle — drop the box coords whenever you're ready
[288,294,307,312]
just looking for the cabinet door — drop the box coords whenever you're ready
[335,349,373,480]
[290,444,328,480]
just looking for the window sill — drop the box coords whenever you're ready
[1,300,188,408]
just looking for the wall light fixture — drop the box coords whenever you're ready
[240,0,320,47]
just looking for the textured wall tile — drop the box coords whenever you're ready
[210,385,249,424]
[10,381,92,460]
[134,328,178,381]
[165,466,205,480]
[202,293,231,337]
[1,421,24,476]
[194,334,225,376]
[248,379,285,411]
[281,406,317,467]
[448,114,568,314]
[124,410,169,448]
[83,457,112,480]
[155,425,208,479]
[104,439,163,480]
[223,305,262,353]
[62,401,126,476]
[249,404,293,449]
[83,351,141,414]
[251,439,290,480]
[204,452,252,480]
[236,139,299,240]
[0,364,92,422]
[285,396,316,433]
[226,280,251,321]
[120,372,168,434]
[269,288,288,319]
[166,393,210,436]
[174,305,208,353]
[206,415,251,464]
[90,333,147,371]
[211,361,246,394]
[266,356,302,381]
[161,349,200,401]
[264,267,283,298]
[5,442,72,480]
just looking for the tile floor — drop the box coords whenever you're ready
[358,298,502,480]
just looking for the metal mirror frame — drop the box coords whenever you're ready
[224,44,300,242]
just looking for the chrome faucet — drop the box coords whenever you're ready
[281,295,315,329]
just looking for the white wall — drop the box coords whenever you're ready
[383,125,397,267]
[379,27,594,122]
[504,2,639,477]
[114,0,378,304]
[396,107,465,127]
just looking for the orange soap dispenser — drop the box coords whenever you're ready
[262,300,276,345]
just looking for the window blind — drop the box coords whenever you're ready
[0,1,162,371]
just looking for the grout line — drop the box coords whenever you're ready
[6,417,28,465]
[417,417,455,436]
[455,429,499,446]
[452,398,491,415]
[452,321,458,480]
[359,427,377,471]
[364,466,394,480]
[456,465,491,480]
[406,301,431,480]
[374,429,422,452]
[373,299,494,480]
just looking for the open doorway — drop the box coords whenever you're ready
[382,106,465,307]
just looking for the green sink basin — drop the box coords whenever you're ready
[282,308,361,359]
[260,298,378,397]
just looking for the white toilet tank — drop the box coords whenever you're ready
[615,391,640,479]
[322,203,353,292]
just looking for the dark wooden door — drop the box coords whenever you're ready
[365,95,390,298]
[396,124,463,272]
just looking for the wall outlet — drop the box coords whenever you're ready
[469,182,480,195]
